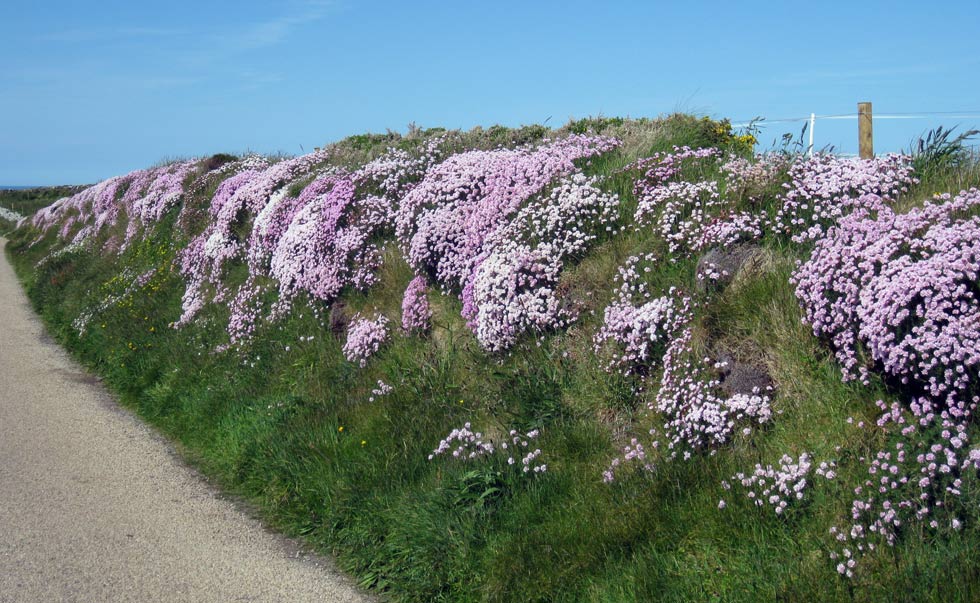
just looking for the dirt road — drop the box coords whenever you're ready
[0,240,374,602]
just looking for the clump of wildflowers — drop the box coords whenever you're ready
[428,422,496,460]
[598,253,774,481]
[401,275,432,333]
[634,180,725,255]
[396,134,620,292]
[794,188,980,576]
[772,153,917,243]
[429,424,547,474]
[721,453,836,516]
[593,254,688,375]
[343,313,390,367]
[369,379,393,402]
[793,188,980,400]
[462,174,620,351]
[829,397,978,577]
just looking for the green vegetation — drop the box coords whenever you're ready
[0,185,86,231]
[6,115,980,602]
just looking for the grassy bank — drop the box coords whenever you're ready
[7,116,980,602]
[0,186,87,231]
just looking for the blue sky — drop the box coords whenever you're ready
[2,0,978,185]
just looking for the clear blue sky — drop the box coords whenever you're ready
[2,0,979,185]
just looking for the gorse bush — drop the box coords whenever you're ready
[11,114,980,602]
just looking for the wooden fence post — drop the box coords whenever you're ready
[858,102,873,158]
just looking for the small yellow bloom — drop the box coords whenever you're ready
[338,426,344,432]
[361,440,366,446]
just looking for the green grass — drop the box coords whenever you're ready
[6,117,980,602]
[1,185,86,233]
[1,185,85,214]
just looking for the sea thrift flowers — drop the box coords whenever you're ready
[723,453,836,515]
[429,424,547,474]
[829,396,978,576]
[369,380,393,402]
[598,253,774,481]
[343,313,390,367]
[463,174,620,351]
[396,134,620,292]
[401,275,432,332]
[772,153,916,242]
[593,254,688,375]
[793,188,980,399]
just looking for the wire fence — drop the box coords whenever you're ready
[728,110,980,156]
[731,111,980,128]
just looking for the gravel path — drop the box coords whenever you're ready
[0,239,375,603]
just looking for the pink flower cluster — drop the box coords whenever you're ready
[721,453,836,515]
[594,254,688,375]
[830,397,978,577]
[269,176,389,312]
[793,188,980,402]
[464,175,620,351]
[630,147,770,256]
[400,275,432,332]
[369,379,393,402]
[396,135,620,292]
[626,146,722,187]
[174,140,447,343]
[772,153,917,243]
[342,313,390,367]
[428,424,547,474]
[356,136,446,202]
[634,180,725,255]
[31,161,197,248]
[652,326,773,455]
[598,254,774,481]
[176,150,332,327]
[428,422,496,460]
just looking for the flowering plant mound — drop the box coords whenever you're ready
[401,275,432,333]
[593,254,687,375]
[630,147,735,256]
[343,313,390,367]
[794,189,980,576]
[354,136,447,203]
[651,325,773,456]
[176,150,333,327]
[829,397,979,577]
[629,147,780,256]
[626,146,722,188]
[793,188,980,402]
[396,134,620,292]
[463,174,621,351]
[772,153,917,243]
[30,161,199,248]
[173,141,450,344]
[268,176,389,311]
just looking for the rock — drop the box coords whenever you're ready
[329,301,348,338]
[713,345,774,398]
[695,244,759,293]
